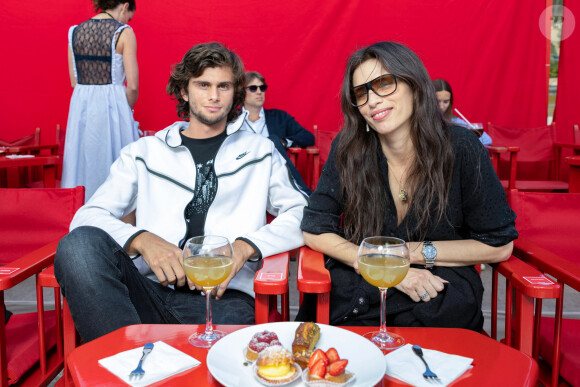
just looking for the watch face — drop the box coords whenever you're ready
[423,245,436,259]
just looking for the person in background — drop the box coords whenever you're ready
[242,71,315,194]
[297,42,516,331]
[62,0,140,201]
[432,78,492,146]
[55,43,307,342]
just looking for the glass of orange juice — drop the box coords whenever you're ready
[183,235,233,348]
[358,236,410,351]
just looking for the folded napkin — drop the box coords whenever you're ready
[384,343,473,387]
[98,341,201,386]
[6,155,35,159]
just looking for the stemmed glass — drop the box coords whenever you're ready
[358,236,410,351]
[182,235,233,348]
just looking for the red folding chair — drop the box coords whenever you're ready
[509,189,580,387]
[0,187,84,387]
[486,122,580,191]
[0,128,40,148]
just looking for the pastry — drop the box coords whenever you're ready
[246,330,281,361]
[291,322,320,368]
[255,345,297,383]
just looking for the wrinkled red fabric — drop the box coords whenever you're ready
[2,1,547,167]
[5,312,57,385]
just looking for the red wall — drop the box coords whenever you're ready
[0,0,548,152]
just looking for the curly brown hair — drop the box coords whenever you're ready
[166,42,245,123]
[338,42,454,243]
[92,0,135,13]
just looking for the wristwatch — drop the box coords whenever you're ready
[422,241,437,269]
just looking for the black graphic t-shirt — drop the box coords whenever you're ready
[180,130,228,242]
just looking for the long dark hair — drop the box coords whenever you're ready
[432,78,454,120]
[166,42,245,122]
[337,42,454,243]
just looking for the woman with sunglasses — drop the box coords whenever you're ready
[297,42,517,331]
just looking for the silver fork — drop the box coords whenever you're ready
[129,342,154,380]
[412,345,441,383]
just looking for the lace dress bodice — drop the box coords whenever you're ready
[69,19,129,86]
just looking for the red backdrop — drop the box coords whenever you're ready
[1,0,549,159]
[554,0,579,142]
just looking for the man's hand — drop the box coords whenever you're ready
[213,239,256,299]
[127,232,191,288]
[394,267,448,302]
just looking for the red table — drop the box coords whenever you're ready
[0,155,59,188]
[66,324,538,386]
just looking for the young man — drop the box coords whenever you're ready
[242,71,315,194]
[54,43,307,342]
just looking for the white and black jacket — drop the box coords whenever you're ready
[70,113,308,297]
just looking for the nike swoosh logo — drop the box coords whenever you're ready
[236,152,249,160]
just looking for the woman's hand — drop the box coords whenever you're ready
[394,268,448,302]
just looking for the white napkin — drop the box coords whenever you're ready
[6,154,35,158]
[98,341,201,386]
[384,344,473,387]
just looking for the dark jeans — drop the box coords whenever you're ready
[54,226,255,342]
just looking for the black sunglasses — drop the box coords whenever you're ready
[246,85,268,93]
[350,73,400,107]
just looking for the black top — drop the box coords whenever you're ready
[72,18,124,85]
[298,126,518,329]
[180,130,228,243]
[264,109,315,195]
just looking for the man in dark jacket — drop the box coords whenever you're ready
[242,71,315,194]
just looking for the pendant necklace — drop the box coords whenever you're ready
[387,160,409,202]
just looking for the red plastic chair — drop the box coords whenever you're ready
[486,122,580,191]
[0,187,84,387]
[509,189,580,387]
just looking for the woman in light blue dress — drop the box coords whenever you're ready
[62,0,139,201]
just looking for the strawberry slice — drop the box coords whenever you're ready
[309,359,327,380]
[327,359,348,376]
[307,349,329,369]
[326,347,340,363]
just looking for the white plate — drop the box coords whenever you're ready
[206,322,385,387]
